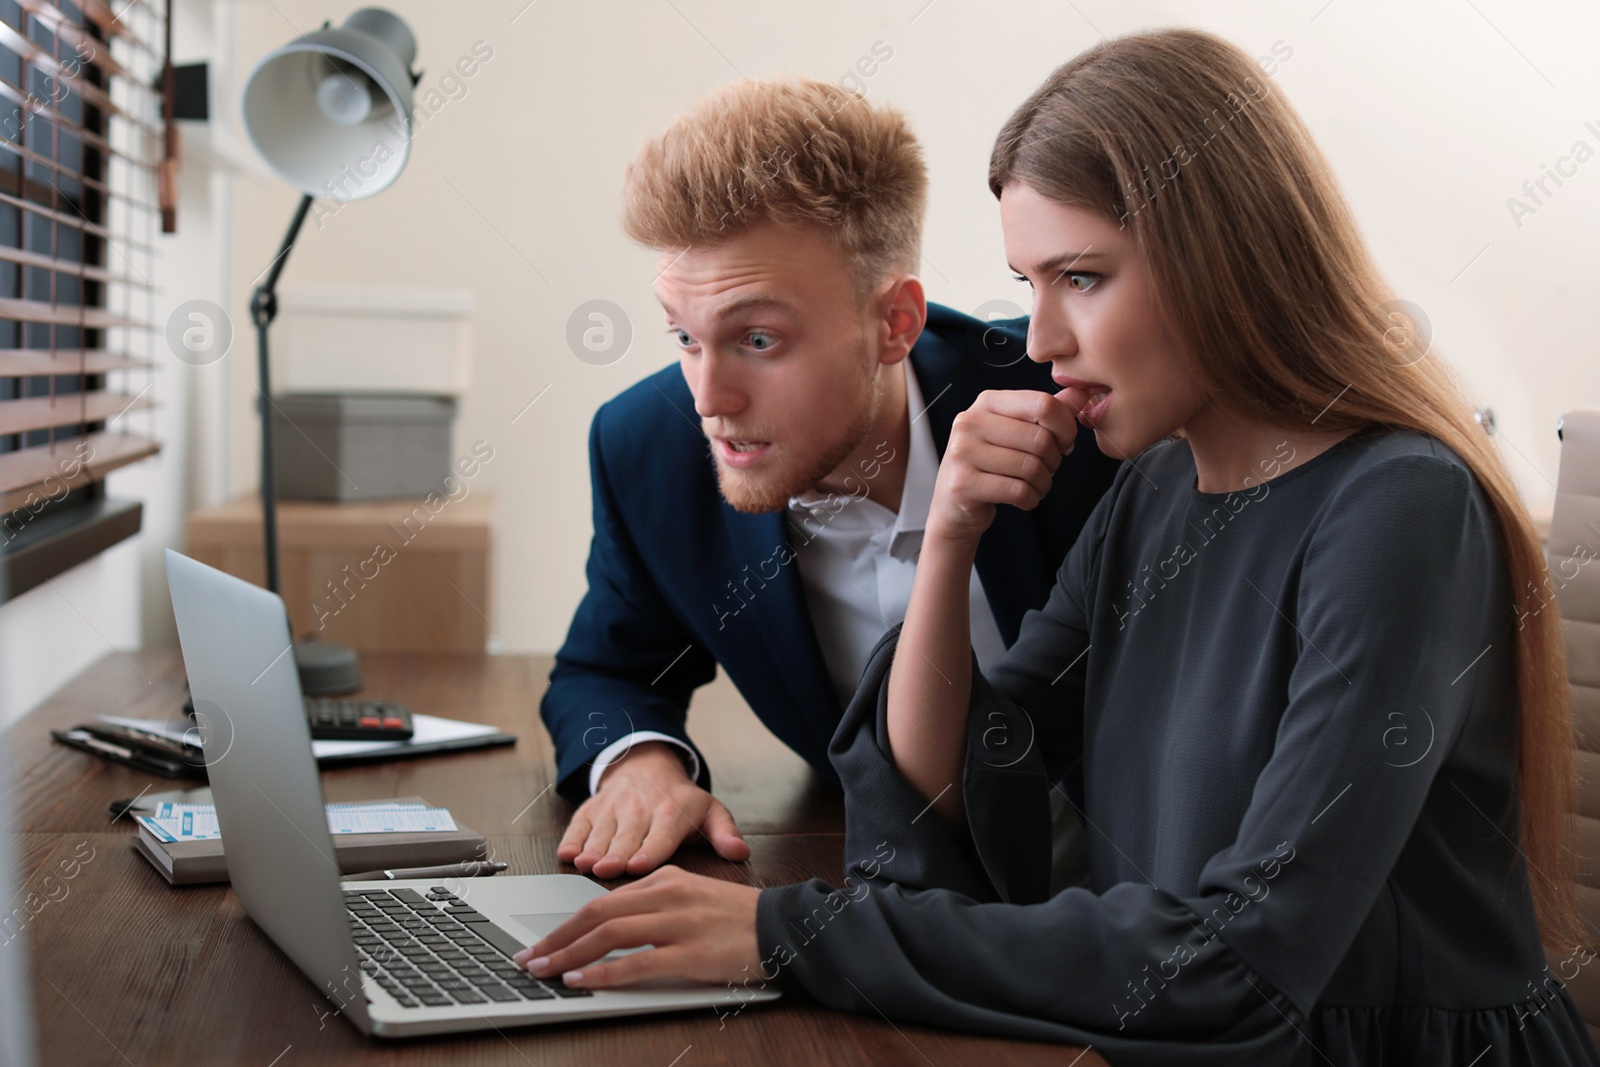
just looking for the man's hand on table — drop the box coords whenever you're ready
[556,741,751,879]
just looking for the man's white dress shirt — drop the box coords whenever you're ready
[587,362,1007,793]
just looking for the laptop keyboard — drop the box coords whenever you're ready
[344,886,593,1009]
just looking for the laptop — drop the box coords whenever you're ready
[164,549,777,1037]
[0,745,38,1067]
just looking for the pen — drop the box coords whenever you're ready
[344,861,508,881]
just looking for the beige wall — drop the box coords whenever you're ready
[213,0,1600,655]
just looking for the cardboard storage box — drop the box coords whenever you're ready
[270,392,455,502]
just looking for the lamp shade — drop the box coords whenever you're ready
[242,8,417,200]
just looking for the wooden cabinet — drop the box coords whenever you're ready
[185,492,494,653]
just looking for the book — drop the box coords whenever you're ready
[130,795,488,886]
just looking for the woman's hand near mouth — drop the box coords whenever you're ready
[885,384,1086,826]
[927,387,1087,547]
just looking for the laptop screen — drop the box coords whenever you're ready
[165,550,370,1032]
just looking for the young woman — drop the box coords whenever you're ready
[515,28,1599,1064]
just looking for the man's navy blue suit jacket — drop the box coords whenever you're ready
[541,303,1123,802]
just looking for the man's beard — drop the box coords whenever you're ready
[712,365,885,514]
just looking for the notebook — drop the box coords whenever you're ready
[131,795,488,886]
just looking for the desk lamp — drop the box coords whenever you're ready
[239,8,419,694]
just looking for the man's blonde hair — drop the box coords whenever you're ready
[621,77,928,295]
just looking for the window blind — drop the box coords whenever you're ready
[0,0,165,549]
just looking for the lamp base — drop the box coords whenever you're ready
[294,638,363,695]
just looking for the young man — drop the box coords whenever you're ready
[541,77,1121,879]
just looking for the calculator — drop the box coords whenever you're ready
[181,694,415,742]
[303,697,415,741]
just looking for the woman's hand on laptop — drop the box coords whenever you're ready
[512,865,759,989]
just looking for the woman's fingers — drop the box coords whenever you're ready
[514,893,614,962]
[949,441,1056,504]
[513,867,763,991]
[1054,385,1093,421]
[952,411,1066,474]
[558,945,688,990]
[929,388,1081,542]
[968,388,1081,454]
[948,469,1047,512]
[946,390,1080,499]
[522,914,669,980]
[515,868,674,962]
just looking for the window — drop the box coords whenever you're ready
[0,0,165,602]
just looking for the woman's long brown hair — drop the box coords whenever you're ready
[989,27,1578,948]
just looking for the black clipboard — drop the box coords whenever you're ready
[311,731,517,767]
[53,718,516,774]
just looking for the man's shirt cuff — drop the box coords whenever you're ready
[587,731,702,795]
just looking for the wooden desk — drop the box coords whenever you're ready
[7,650,1102,1066]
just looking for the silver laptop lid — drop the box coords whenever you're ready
[0,745,37,1067]
[164,549,370,1032]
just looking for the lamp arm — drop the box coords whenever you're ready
[249,192,315,595]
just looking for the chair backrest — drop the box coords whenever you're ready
[1547,408,1600,1045]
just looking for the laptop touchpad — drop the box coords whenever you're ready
[510,913,645,963]
[510,913,571,940]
